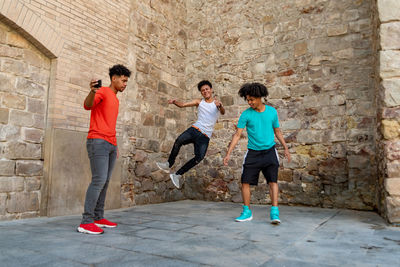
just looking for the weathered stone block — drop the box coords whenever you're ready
[332,48,353,59]
[16,160,43,176]
[386,196,400,223]
[21,128,43,143]
[283,154,309,169]
[326,130,346,142]
[294,42,307,57]
[278,169,293,182]
[381,120,400,139]
[385,178,400,196]
[135,162,152,177]
[15,77,45,98]
[9,110,34,127]
[348,155,370,169]
[0,160,15,176]
[378,0,400,22]
[6,192,39,213]
[27,98,45,114]
[0,194,6,215]
[1,94,26,110]
[4,141,41,159]
[0,124,19,142]
[327,25,348,36]
[0,107,9,124]
[0,73,15,92]
[385,140,400,160]
[297,130,324,144]
[220,95,234,106]
[25,177,41,191]
[1,58,26,75]
[387,161,400,178]
[0,177,24,193]
[382,79,400,107]
[380,50,400,79]
[281,119,301,130]
[381,22,400,50]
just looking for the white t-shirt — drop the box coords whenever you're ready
[192,99,220,138]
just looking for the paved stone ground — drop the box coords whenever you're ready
[0,200,399,267]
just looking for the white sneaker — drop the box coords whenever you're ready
[170,173,181,188]
[156,162,170,173]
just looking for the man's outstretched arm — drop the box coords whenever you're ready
[168,98,201,108]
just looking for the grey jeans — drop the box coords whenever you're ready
[81,138,117,224]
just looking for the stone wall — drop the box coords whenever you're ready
[1,0,399,222]
[0,21,50,220]
[183,0,378,210]
[120,0,188,206]
[377,0,400,223]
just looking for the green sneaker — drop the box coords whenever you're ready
[270,206,281,224]
[235,205,253,222]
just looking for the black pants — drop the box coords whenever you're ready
[168,127,210,175]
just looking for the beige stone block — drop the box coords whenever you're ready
[0,45,24,58]
[386,196,400,223]
[378,0,400,22]
[16,160,43,176]
[327,25,348,36]
[7,32,30,49]
[381,22,400,50]
[294,42,307,57]
[0,194,6,215]
[7,192,39,213]
[387,161,400,178]
[382,79,400,107]
[2,94,26,110]
[21,127,43,143]
[0,177,24,193]
[15,77,46,98]
[0,73,16,92]
[381,120,400,139]
[0,160,15,176]
[380,50,400,79]
[27,98,45,114]
[332,48,354,59]
[0,107,9,124]
[25,177,41,192]
[4,141,41,160]
[9,110,34,127]
[1,58,26,75]
[0,124,19,141]
[385,178,400,195]
[297,130,324,144]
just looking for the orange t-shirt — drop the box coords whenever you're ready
[84,87,119,146]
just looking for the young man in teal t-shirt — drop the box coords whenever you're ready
[224,83,291,224]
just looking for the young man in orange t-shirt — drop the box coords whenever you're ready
[77,64,131,235]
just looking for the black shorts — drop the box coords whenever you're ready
[241,146,279,185]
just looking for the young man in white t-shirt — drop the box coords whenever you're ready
[157,80,225,188]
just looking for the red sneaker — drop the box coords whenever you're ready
[77,223,104,235]
[94,218,118,228]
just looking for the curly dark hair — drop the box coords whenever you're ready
[238,83,268,101]
[197,80,212,91]
[109,64,131,80]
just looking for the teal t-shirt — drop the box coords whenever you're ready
[237,105,280,150]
